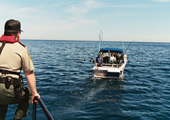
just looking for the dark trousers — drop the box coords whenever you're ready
[0,84,31,120]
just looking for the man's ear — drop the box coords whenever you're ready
[16,32,20,40]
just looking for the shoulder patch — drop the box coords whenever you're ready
[27,50,32,60]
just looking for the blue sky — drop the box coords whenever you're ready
[0,0,170,42]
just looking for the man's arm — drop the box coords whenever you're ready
[108,50,110,56]
[25,71,40,103]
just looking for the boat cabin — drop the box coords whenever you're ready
[99,48,124,64]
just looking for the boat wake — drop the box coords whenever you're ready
[52,82,106,119]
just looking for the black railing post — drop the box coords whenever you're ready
[38,98,54,120]
[32,97,54,120]
[33,98,37,120]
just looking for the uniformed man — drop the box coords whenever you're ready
[0,19,40,120]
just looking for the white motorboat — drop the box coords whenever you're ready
[93,48,127,79]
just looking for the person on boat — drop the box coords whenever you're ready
[108,50,116,63]
[0,19,40,120]
[96,53,103,66]
[114,52,120,64]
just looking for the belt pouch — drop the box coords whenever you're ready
[5,76,12,89]
[13,76,24,99]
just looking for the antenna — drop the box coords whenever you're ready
[122,41,125,54]
[99,30,103,52]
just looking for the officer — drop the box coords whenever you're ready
[0,19,40,120]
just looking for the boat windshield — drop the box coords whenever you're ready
[102,52,109,57]
[101,52,123,57]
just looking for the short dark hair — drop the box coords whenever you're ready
[4,19,23,37]
[4,31,19,37]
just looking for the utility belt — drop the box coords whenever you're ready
[0,69,20,76]
[0,70,23,99]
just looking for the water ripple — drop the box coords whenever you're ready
[5,40,170,120]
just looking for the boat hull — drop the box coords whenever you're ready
[93,68,123,79]
[93,54,127,79]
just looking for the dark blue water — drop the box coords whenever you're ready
[6,40,170,120]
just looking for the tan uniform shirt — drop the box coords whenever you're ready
[0,42,34,78]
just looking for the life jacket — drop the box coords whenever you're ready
[0,35,23,76]
[0,35,24,55]
[0,35,22,44]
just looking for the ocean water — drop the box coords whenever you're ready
[5,40,170,120]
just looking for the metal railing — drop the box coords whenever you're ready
[33,97,54,120]
[102,63,122,66]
